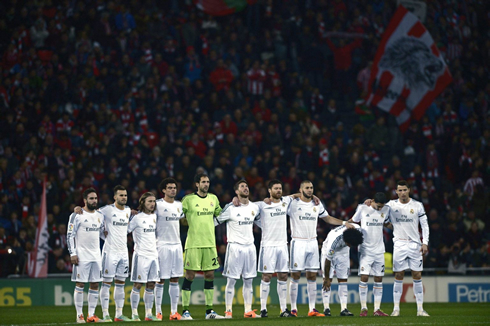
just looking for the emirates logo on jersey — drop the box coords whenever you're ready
[410,209,414,214]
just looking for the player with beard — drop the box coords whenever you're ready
[288,180,354,317]
[74,185,132,322]
[128,192,159,321]
[67,188,104,323]
[180,173,224,320]
[215,180,261,318]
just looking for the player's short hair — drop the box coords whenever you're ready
[83,187,97,200]
[194,173,209,184]
[113,185,126,195]
[343,228,364,247]
[268,179,283,189]
[234,179,248,190]
[138,192,156,213]
[397,180,410,188]
[159,178,177,193]
[300,180,313,187]
[374,192,388,204]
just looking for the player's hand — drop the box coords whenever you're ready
[131,209,138,216]
[322,278,331,291]
[232,196,240,206]
[71,255,79,265]
[344,222,355,229]
[104,231,108,237]
[420,244,428,255]
[74,206,82,214]
[364,199,373,206]
[313,195,320,205]
[263,197,272,205]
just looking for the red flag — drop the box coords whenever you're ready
[195,0,256,16]
[365,6,452,131]
[28,178,49,278]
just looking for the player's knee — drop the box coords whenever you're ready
[76,282,85,288]
[89,283,99,290]
[170,277,179,283]
[412,271,422,280]
[146,282,155,290]
[394,271,404,280]
[133,283,142,290]
[114,276,126,283]
[185,270,196,281]
[277,273,288,282]
[374,276,383,283]
[360,275,369,282]
[262,273,272,282]
[203,271,214,280]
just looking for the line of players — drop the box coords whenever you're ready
[67,174,429,323]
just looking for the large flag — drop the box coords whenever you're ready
[28,178,49,278]
[365,6,452,131]
[195,0,256,16]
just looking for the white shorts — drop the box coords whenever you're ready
[157,244,184,279]
[290,239,320,272]
[222,243,257,279]
[393,240,424,272]
[102,251,129,279]
[72,261,103,283]
[258,244,289,273]
[358,253,385,277]
[321,252,350,279]
[130,253,159,283]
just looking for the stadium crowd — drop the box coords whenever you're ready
[0,0,488,277]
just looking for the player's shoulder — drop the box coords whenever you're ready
[95,210,104,216]
[250,201,260,210]
[207,192,219,201]
[182,193,197,202]
[156,198,164,203]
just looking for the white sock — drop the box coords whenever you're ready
[277,280,287,312]
[100,283,111,317]
[289,279,299,311]
[339,284,348,311]
[155,283,164,314]
[114,283,125,317]
[88,289,99,317]
[169,282,180,314]
[225,278,236,311]
[131,288,140,316]
[307,280,317,311]
[359,281,368,310]
[322,289,330,310]
[260,280,270,311]
[243,278,253,312]
[374,282,383,310]
[74,286,84,316]
[413,279,424,311]
[144,288,154,317]
[393,280,403,311]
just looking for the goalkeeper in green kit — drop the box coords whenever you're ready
[180,173,225,320]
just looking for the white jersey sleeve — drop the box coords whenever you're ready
[155,199,184,246]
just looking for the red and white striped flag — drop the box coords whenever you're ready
[28,178,49,278]
[365,6,452,131]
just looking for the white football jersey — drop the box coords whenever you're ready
[67,210,103,261]
[322,224,361,260]
[388,198,428,245]
[216,202,260,245]
[155,198,184,246]
[99,204,131,253]
[256,196,292,247]
[288,198,328,239]
[128,212,158,258]
[352,204,390,255]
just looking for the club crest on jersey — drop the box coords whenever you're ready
[126,214,128,218]
[381,213,384,218]
[153,219,156,223]
[210,202,214,207]
[77,274,80,278]
[187,262,190,266]
[361,267,364,272]
[294,263,298,267]
[105,269,108,274]
[410,209,414,214]
[282,203,286,207]
[264,265,267,270]
[138,275,141,280]
[98,218,100,223]
[177,208,180,213]
[251,211,255,216]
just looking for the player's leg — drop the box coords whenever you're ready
[258,246,271,316]
[392,242,408,316]
[320,252,331,316]
[155,280,164,319]
[87,261,103,322]
[409,245,429,316]
[277,272,291,316]
[130,254,143,321]
[113,253,130,321]
[289,239,304,315]
[289,271,300,315]
[99,252,112,321]
[181,248,199,318]
[168,244,184,320]
[74,281,85,323]
[335,255,352,317]
[144,282,158,321]
[130,283,142,321]
[223,244,241,318]
[243,244,259,318]
[371,254,388,316]
[202,247,223,318]
[306,271,323,316]
[359,274,369,316]
[392,271,404,316]
[225,277,237,317]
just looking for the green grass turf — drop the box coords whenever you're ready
[1,303,489,325]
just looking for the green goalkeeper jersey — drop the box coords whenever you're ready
[182,192,222,249]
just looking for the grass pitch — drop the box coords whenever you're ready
[1,303,489,325]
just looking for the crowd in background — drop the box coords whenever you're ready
[0,0,488,277]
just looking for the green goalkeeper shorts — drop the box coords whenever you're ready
[184,247,220,271]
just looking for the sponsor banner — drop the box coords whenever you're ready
[1,276,489,306]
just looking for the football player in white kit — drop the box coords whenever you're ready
[215,180,261,319]
[128,192,159,321]
[288,180,354,317]
[154,178,184,321]
[348,192,390,317]
[256,180,295,318]
[67,188,104,323]
[73,185,133,322]
[387,180,429,317]
[321,225,363,317]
